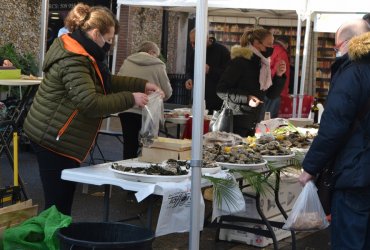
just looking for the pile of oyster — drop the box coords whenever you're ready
[111,162,188,176]
[254,140,292,156]
[164,159,218,169]
[203,131,243,146]
[280,132,312,148]
[203,144,264,164]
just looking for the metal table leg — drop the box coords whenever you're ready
[103,184,111,221]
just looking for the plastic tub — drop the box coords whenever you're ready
[58,222,154,250]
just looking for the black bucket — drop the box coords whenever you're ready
[58,222,154,250]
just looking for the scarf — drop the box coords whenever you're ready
[248,45,272,91]
[70,29,112,93]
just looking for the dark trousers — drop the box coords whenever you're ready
[233,114,257,137]
[31,142,79,216]
[331,188,370,250]
[118,112,142,159]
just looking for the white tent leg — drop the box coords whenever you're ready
[190,0,208,249]
[298,11,312,118]
[292,15,302,118]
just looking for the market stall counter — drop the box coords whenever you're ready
[61,157,299,248]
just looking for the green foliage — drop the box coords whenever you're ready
[202,175,240,210]
[0,43,38,76]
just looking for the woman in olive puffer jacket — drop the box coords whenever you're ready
[23,3,163,215]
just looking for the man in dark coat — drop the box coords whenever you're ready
[185,28,230,114]
[299,19,370,249]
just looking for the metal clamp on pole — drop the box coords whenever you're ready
[190,160,203,168]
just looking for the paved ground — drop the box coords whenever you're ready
[0,125,330,249]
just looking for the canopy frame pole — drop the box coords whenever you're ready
[39,0,49,77]
[190,0,208,249]
[298,10,312,118]
[292,14,302,118]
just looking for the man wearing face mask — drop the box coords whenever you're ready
[23,3,164,215]
[299,19,370,249]
[217,27,286,137]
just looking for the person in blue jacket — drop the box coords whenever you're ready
[299,19,370,249]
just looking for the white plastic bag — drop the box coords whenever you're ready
[140,92,164,147]
[283,181,329,231]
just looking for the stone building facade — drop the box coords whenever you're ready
[0,0,41,61]
[0,2,188,76]
[115,6,187,74]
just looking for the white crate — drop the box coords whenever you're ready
[237,173,302,219]
[219,214,292,248]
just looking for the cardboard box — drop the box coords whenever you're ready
[139,147,191,163]
[219,214,292,248]
[0,69,21,79]
[0,200,38,237]
[150,137,191,151]
[237,172,302,219]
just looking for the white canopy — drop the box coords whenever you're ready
[118,0,303,11]
[119,0,370,13]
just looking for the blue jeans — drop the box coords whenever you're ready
[264,96,281,118]
[331,188,370,250]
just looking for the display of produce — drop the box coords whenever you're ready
[203,144,264,165]
[203,131,243,146]
[111,162,188,176]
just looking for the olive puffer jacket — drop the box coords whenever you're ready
[24,35,147,163]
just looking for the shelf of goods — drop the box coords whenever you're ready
[315,33,335,103]
[209,22,303,62]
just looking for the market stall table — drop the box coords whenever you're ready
[61,157,298,247]
[0,78,41,200]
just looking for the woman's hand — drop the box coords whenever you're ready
[145,82,164,98]
[248,95,263,107]
[276,60,287,76]
[133,92,148,107]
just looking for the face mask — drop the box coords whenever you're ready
[261,47,274,58]
[99,33,111,53]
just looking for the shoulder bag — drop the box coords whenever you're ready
[209,98,233,133]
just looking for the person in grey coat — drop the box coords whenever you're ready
[117,41,172,159]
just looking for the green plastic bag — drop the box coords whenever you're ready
[3,205,72,250]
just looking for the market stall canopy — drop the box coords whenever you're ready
[118,0,305,18]
[118,0,370,16]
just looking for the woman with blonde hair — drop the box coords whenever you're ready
[23,3,163,215]
[217,27,287,136]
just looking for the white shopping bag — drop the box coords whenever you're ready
[211,172,246,221]
[155,181,204,237]
[283,181,329,231]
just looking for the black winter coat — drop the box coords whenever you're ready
[303,32,370,189]
[187,40,230,112]
[217,46,285,127]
